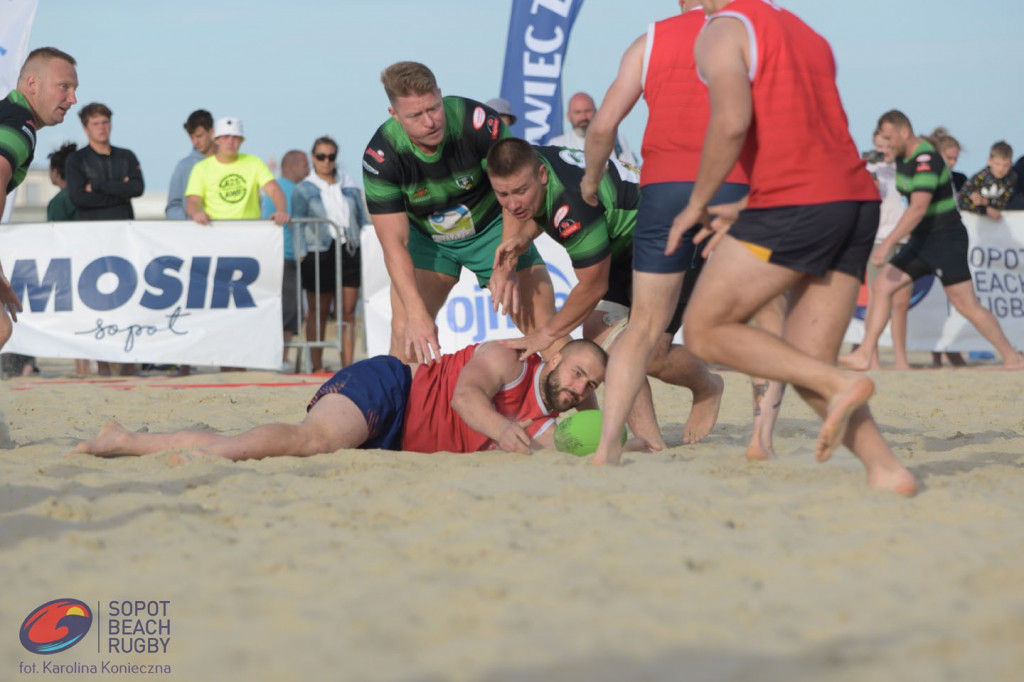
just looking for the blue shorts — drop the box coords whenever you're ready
[634,182,749,273]
[306,356,412,450]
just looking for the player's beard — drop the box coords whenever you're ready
[542,371,580,412]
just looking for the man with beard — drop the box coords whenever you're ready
[72,339,608,461]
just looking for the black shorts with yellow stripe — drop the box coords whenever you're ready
[727,200,879,279]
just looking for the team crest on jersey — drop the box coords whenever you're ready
[455,174,475,190]
[472,106,486,130]
[412,187,431,201]
[365,147,385,163]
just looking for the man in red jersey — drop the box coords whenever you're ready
[71,340,607,462]
[594,0,916,495]
[578,0,789,466]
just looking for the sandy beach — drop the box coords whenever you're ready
[2,357,1023,681]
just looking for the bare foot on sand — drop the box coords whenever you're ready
[1003,352,1024,370]
[837,350,872,372]
[816,375,875,462]
[745,432,777,461]
[867,464,918,497]
[682,373,724,444]
[70,421,133,457]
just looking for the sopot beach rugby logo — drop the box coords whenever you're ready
[19,599,93,654]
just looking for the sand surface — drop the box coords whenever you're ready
[2,358,1022,681]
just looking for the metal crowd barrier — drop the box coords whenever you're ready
[283,217,351,374]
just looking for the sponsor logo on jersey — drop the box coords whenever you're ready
[365,147,385,163]
[412,187,431,201]
[915,154,931,162]
[362,160,379,176]
[455,174,475,190]
[472,106,486,130]
[557,220,581,238]
[21,124,36,146]
[553,205,570,225]
[487,115,501,140]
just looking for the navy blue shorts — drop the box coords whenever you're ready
[604,246,702,336]
[634,181,749,274]
[728,201,879,279]
[306,355,412,450]
[890,222,972,286]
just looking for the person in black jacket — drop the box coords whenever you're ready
[66,102,143,375]
[65,102,143,220]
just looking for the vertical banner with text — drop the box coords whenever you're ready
[500,0,585,144]
[1,0,39,224]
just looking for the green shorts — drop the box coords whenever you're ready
[408,214,545,286]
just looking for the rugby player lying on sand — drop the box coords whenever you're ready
[72,340,611,462]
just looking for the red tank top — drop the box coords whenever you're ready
[400,344,558,453]
[641,8,749,187]
[711,0,878,207]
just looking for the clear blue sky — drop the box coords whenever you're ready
[25,0,1024,196]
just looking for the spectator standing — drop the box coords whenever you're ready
[46,142,77,221]
[1,47,78,354]
[293,136,366,371]
[863,129,912,369]
[548,91,637,166]
[185,117,289,372]
[66,102,143,376]
[261,149,308,370]
[165,109,214,220]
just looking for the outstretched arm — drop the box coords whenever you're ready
[450,343,534,453]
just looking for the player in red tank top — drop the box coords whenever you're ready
[596,0,916,496]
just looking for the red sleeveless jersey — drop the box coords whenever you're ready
[400,344,558,453]
[711,0,878,207]
[641,7,749,186]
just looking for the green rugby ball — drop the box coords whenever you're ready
[553,410,627,456]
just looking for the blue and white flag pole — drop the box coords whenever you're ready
[499,0,585,144]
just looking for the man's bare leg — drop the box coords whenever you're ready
[779,271,915,494]
[71,395,370,462]
[839,265,913,371]
[592,272,685,466]
[388,270,459,362]
[682,238,909,482]
[943,280,1024,369]
[890,285,912,369]
[747,295,787,460]
[646,335,723,444]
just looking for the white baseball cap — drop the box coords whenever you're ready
[213,117,244,139]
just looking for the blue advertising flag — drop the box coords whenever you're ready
[499,0,585,144]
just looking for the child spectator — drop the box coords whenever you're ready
[958,141,1018,220]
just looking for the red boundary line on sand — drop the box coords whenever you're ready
[10,378,327,392]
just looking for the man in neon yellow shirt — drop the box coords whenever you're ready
[184,117,288,224]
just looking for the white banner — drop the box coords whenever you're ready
[362,228,580,358]
[0,221,283,369]
[844,212,1024,351]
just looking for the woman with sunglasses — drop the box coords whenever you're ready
[292,135,367,371]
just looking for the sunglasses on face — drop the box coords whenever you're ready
[314,153,337,162]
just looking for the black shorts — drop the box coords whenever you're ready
[301,241,362,293]
[282,260,301,334]
[889,222,972,286]
[603,245,704,336]
[728,200,878,279]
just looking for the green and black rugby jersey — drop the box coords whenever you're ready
[533,146,640,269]
[0,90,38,193]
[362,96,511,242]
[895,139,962,235]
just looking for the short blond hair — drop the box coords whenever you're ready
[380,61,438,103]
[18,46,76,86]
